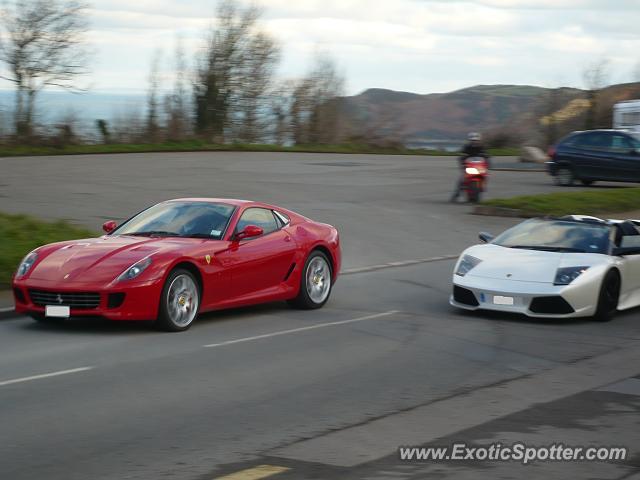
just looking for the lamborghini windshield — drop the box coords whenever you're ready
[492,219,611,254]
[113,201,236,240]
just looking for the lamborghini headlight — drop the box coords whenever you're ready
[455,255,482,276]
[554,266,589,285]
[117,256,152,282]
[16,251,38,278]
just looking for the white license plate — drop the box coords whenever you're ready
[493,295,515,306]
[46,305,70,318]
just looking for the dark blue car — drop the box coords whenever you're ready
[547,129,640,186]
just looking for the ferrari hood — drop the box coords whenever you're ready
[462,244,608,283]
[28,235,217,284]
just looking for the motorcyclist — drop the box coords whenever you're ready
[450,132,490,202]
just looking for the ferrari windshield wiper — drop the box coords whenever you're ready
[181,233,216,239]
[127,231,181,237]
[508,245,586,253]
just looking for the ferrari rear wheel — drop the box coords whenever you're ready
[593,270,620,322]
[289,250,332,309]
[156,269,200,332]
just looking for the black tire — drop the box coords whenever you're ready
[581,179,595,186]
[554,166,574,186]
[288,250,333,310]
[593,270,620,322]
[155,268,201,332]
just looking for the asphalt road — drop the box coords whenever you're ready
[0,152,555,269]
[1,152,639,480]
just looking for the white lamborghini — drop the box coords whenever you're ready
[451,215,640,321]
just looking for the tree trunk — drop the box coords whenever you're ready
[24,89,37,139]
[14,85,25,137]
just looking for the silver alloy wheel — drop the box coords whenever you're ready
[166,274,199,327]
[555,167,573,186]
[306,256,331,304]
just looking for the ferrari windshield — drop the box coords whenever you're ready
[114,201,235,239]
[492,219,611,254]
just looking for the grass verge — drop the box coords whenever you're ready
[0,141,520,158]
[0,212,95,288]
[480,187,640,217]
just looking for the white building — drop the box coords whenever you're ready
[613,100,640,135]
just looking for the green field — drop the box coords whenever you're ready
[0,141,519,158]
[481,187,640,217]
[0,212,96,287]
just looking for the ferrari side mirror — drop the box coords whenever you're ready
[235,225,264,241]
[102,220,117,234]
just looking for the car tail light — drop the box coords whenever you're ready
[547,146,556,158]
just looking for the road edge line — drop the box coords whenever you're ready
[342,255,458,275]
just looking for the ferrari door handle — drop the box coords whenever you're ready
[284,236,292,242]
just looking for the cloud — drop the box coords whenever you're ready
[55,0,640,94]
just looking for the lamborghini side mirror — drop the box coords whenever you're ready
[479,232,494,243]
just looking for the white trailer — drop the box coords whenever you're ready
[613,100,640,135]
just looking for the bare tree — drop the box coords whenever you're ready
[194,0,259,141]
[583,58,610,129]
[0,102,8,140]
[146,49,161,142]
[164,35,189,141]
[268,79,295,145]
[112,108,144,144]
[290,53,345,145]
[0,0,90,138]
[95,118,110,144]
[234,31,279,143]
[193,0,279,143]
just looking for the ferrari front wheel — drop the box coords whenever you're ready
[289,250,332,309]
[156,268,200,331]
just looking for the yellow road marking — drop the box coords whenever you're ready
[214,465,290,480]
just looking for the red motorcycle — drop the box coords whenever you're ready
[462,156,489,203]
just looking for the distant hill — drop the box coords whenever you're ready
[339,83,640,146]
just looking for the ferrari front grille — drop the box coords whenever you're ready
[453,286,479,307]
[29,290,101,309]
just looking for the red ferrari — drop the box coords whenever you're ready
[12,199,341,331]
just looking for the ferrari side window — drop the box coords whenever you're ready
[273,210,290,228]
[237,208,279,236]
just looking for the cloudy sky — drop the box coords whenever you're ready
[14,0,640,95]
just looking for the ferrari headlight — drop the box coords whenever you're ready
[554,266,589,285]
[465,167,480,175]
[455,255,482,276]
[16,251,38,278]
[117,256,152,282]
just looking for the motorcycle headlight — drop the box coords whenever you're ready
[117,257,152,282]
[16,251,38,278]
[465,167,480,175]
[455,255,482,276]
[554,266,589,285]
